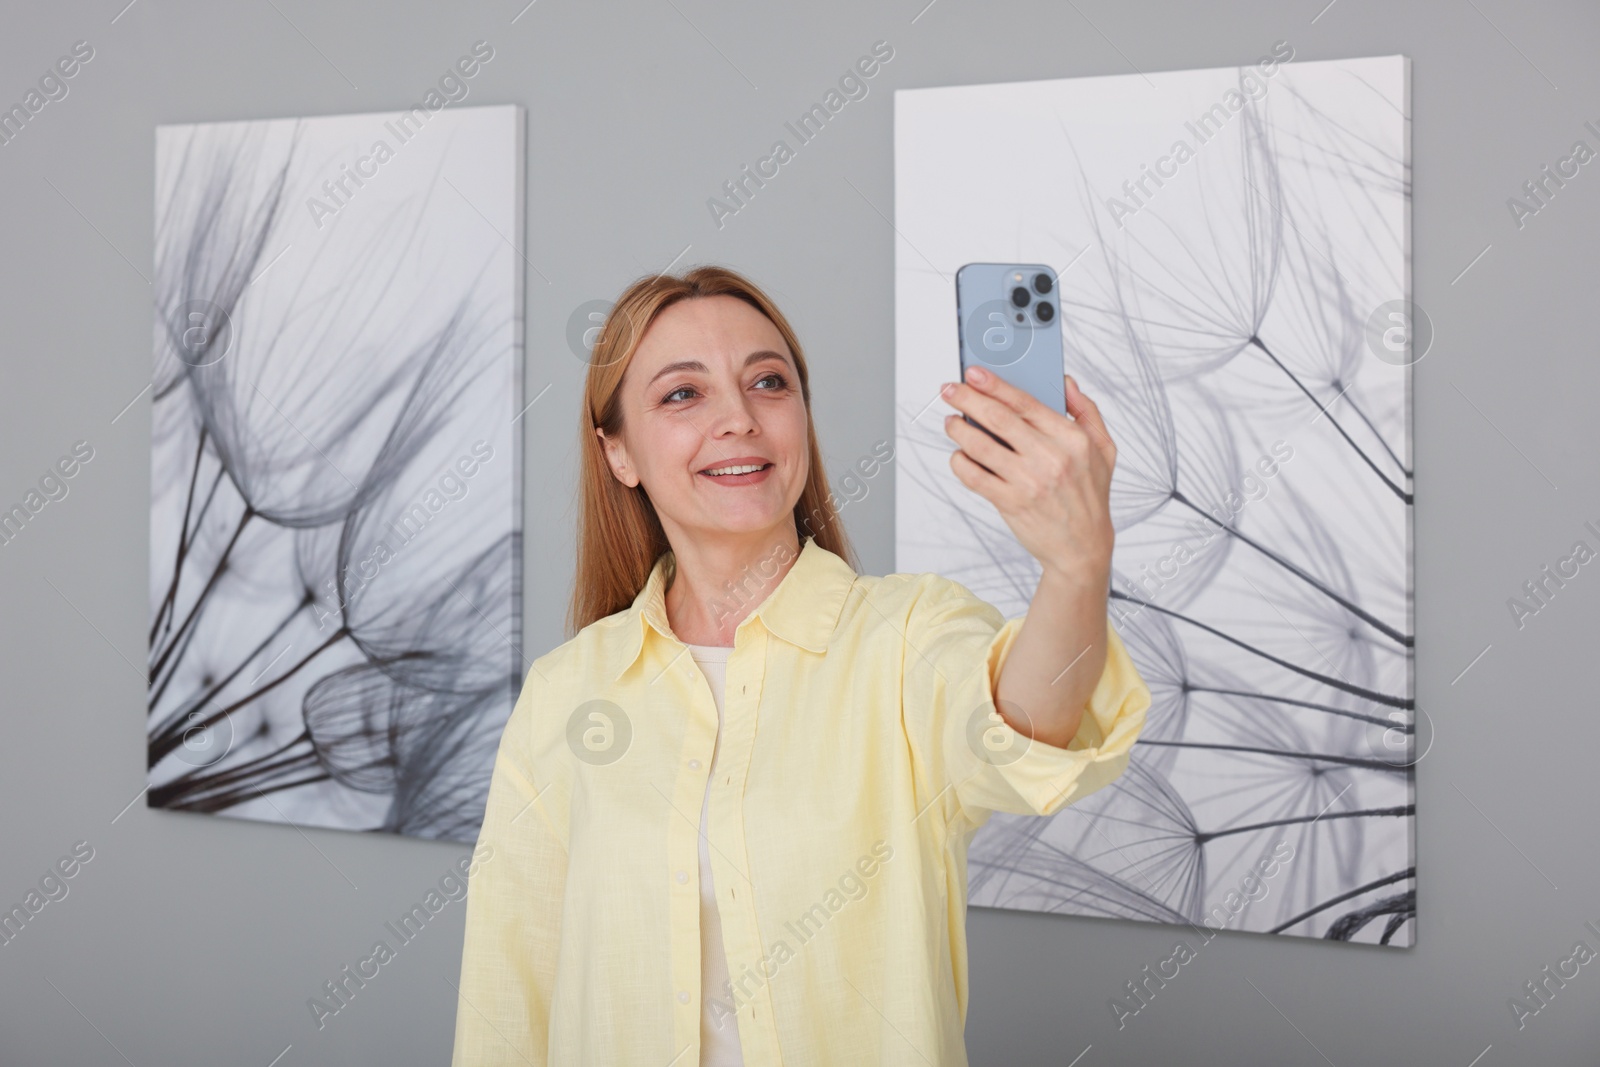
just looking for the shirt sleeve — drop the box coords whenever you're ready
[450,670,567,1067]
[900,574,1150,830]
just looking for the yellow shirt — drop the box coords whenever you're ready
[449,537,1150,1066]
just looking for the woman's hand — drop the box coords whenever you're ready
[939,366,1121,749]
[940,367,1117,585]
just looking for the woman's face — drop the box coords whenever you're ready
[599,295,810,548]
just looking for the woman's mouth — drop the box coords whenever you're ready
[698,460,774,486]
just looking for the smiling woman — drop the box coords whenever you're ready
[571,269,856,646]
[449,265,1151,1066]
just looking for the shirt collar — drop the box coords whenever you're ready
[602,537,858,685]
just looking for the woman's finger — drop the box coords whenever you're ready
[965,365,1055,426]
[949,445,1010,503]
[945,412,1024,482]
[942,376,1040,452]
[986,366,1075,437]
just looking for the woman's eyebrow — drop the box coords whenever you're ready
[644,350,788,389]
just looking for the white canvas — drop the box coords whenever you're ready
[894,55,1415,945]
[146,103,525,843]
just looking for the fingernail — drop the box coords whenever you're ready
[941,382,956,397]
[967,366,988,383]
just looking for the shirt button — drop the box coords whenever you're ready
[676,870,689,884]
[678,990,691,1004]
[689,758,702,770]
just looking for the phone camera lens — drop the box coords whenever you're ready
[1010,286,1030,308]
[1035,301,1055,323]
[1032,273,1053,295]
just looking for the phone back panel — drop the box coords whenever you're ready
[955,262,1066,416]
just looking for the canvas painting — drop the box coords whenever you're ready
[894,54,1415,945]
[146,103,525,843]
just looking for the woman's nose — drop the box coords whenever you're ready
[708,388,757,435]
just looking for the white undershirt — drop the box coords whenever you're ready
[685,643,744,1067]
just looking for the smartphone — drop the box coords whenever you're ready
[955,262,1068,452]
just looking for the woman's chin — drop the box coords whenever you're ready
[691,505,794,539]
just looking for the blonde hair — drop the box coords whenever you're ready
[567,265,857,637]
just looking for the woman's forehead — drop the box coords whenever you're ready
[631,297,792,373]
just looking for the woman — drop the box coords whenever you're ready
[450,266,1149,1065]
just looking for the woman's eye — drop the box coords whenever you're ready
[662,373,784,404]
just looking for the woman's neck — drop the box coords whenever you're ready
[663,526,803,646]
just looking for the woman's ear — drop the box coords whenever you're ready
[596,427,640,488]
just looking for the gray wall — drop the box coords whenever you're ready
[2,1,1598,1063]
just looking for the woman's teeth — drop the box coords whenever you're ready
[703,463,768,476]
